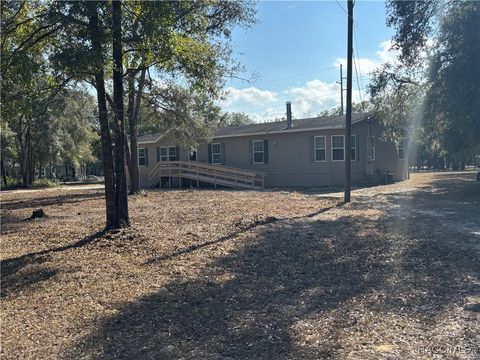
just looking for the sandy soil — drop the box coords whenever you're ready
[1,171,479,359]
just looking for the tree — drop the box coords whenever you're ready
[2,0,257,229]
[86,1,118,228]
[369,1,479,166]
[316,102,371,118]
[220,112,253,126]
[119,1,256,193]
[1,0,68,186]
[422,1,480,164]
[111,0,129,227]
[140,82,224,148]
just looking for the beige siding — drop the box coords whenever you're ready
[135,119,408,188]
[137,134,189,187]
[370,123,408,182]
[203,122,369,187]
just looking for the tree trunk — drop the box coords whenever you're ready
[126,68,146,194]
[1,159,8,187]
[21,118,33,186]
[112,0,129,227]
[88,2,118,229]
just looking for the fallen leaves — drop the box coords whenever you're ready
[0,172,479,359]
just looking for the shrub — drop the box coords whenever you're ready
[32,179,60,188]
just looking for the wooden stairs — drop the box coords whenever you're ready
[148,161,266,190]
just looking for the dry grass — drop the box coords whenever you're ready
[1,172,479,359]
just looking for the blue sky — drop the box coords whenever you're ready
[220,0,397,122]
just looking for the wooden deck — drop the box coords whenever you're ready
[148,161,266,189]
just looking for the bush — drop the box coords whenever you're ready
[5,176,21,188]
[32,179,60,188]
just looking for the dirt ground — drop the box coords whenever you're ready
[1,172,479,359]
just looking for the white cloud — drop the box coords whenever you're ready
[220,79,367,122]
[286,79,340,116]
[220,40,399,122]
[220,86,278,107]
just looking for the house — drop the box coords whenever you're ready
[135,103,408,189]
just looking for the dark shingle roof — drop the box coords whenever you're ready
[214,113,370,138]
[136,113,371,143]
[137,132,164,143]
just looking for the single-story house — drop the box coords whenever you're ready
[135,103,408,189]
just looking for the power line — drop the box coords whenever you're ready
[353,26,366,109]
[335,0,357,24]
[353,53,364,106]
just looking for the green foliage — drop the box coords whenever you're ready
[370,1,479,166]
[386,0,438,66]
[140,82,223,146]
[423,1,480,161]
[316,102,371,118]
[4,176,21,188]
[32,178,60,188]
[220,112,253,126]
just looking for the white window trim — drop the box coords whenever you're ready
[331,135,345,162]
[314,136,326,162]
[138,147,146,166]
[351,135,357,161]
[211,143,222,164]
[398,138,406,160]
[252,140,265,164]
[159,146,176,161]
[368,136,376,161]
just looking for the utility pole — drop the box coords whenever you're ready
[336,64,344,115]
[344,0,354,203]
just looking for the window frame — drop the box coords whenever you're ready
[398,138,406,160]
[367,136,376,161]
[314,136,326,162]
[211,142,222,164]
[331,135,345,162]
[350,135,357,161]
[252,140,265,164]
[159,146,176,161]
[138,147,146,166]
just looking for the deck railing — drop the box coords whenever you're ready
[148,160,266,189]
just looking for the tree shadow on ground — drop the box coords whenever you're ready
[1,230,105,298]
[65,212,392,359]
[144,202,344,264]
[1,191,104,211]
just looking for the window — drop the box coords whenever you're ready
[168,146,176,161]
[252,140,264,164]
[138,148,146,166]
[159,146,176,161]
[314,136,326,162]
[331,135,344,161]
[398,138,406,160]
[350,135,357,161]
[159,147,168,161]
[368,136,375,161]
[211,143,222,164]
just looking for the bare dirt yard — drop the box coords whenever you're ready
[1,171,479,359]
